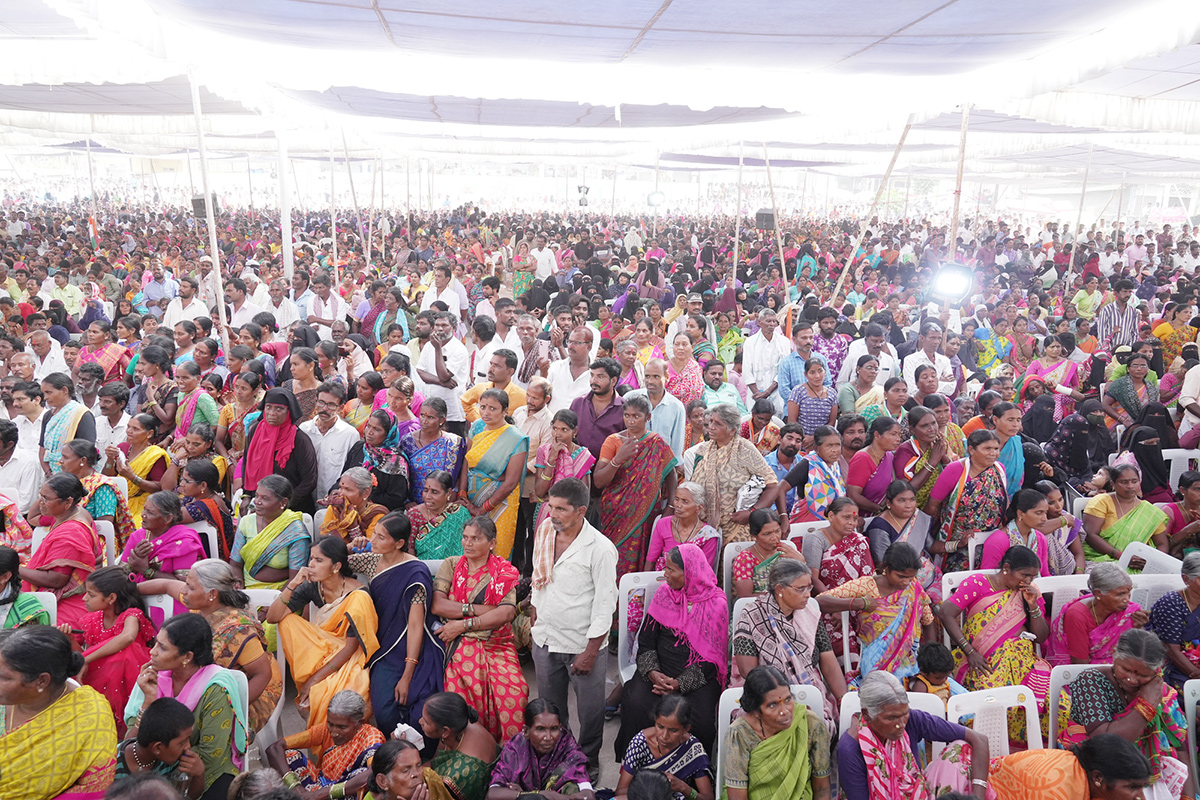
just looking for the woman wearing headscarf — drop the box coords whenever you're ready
[343,409,411,512]
[1042,399,1116,488]
[1122,401,1178,450]
[1021,394,1057,444]
[241,388,319,514]
[1126,426,1174,504]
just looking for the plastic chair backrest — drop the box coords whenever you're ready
[722,541,754,605]
[839,690,948,754]
[967,533,984,571]
[790,521,829,540]
[715,685,822,791]
[96,520,116,568]
[947,685,1043,756]
[314,507,328,533]
[1119,541,1182,575]
[1129,572,1185,611]
[29,592,57,625]
[422,560,444,580]
[730,597,755,664]
[1163,449,1200,489]
[1184,679,1200,791]
[1032,574,1090,622]
[186,520,220,560]
[242,588,287,746]
[1047,664,1085,748]
[302,513,315,538]
[1072,496,1090,519]
[617,571,664,683]
[112,476,129,503]
[941,570,998,644]
[144,594,174,619]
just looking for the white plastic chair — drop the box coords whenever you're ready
[112,476,129,503]
[1047,664,1085,748]
[966,532,985,571]
[839,610,855,673]
[29,591,57,625]
[617,571,663,683]
[1031,574,1090,622]
[302,513,315,538]
[186,520,221,560]
[789,520,829,541]
[947,685,1043,756]
[1183,679,1200,791]
[722,541,754,605]
[839,690,948,756]
[1163,449,1200,488]
[715,684,823,791]
[1119,541,1182,575]
[315,507,328,532]
[1129,572,1185,611]
[144,593,174,620]
[941,570,997,644]
[730,597,755,664]
[1072,496,1090,519]
[421,559,444,579]
[242,589,287,747]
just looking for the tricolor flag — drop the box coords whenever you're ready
[88,215,99,249]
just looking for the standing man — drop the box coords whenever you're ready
[812,307,851,379]
[11,381,45,456]
[569,358,626,462]
[529,477,618,783]
[420,263,465,325]
[299,382,362,501]
[163,276,209,328]
[266,279,300,331]
[531,235,557,281]
[545,327,595,414]
[742,309,791,415]
[626,359,685,457]
[777,321,830,407]
[416,312,471,436]
[307,272,350,340]
[512,377,553,572]
[94,382,130,473]
[1094,278,1139,349]
[461,350,526,425]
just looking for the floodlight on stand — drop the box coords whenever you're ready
[647,191,665,207]
[928,262,975,306]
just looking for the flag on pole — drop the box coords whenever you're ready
[88,215,99,249]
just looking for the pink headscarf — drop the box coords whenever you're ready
[647,542,730,684]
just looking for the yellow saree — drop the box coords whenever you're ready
[125,445,169,525]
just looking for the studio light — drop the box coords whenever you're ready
[928,262,975,306]
[647,191,665,207]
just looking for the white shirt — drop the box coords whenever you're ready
[417,338,471,422]
[267,297,301,331]
[1180,364,1200,434]
[902,350,957,397]
[544,359,592,414]
[308,293,350,340]
[32,342,68,381]
[229,299,265,330]
[163,296,210,329]
[299,417,362,500]
[420,285,464,323]
[0,448,43,513]
[471,338,502,386]
[13,409,45,457]
[531,247,557,280]
[837,340,901,386]
[529,518,618,654]
[1098,251,1121,277]
[513,404,553,496]
[741,330,792,411]
[95,412,130,473]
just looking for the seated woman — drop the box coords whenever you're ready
[1149,552,1200,691]
[734,559,845,727]
[401,398,466,505]
[108,413,170,527]
[345,409,413,512]
[766,425,845,524]
[892,406,952,510]
[56,438,137,551]
[845,416,904,515]
[731,509,805,599]
[489,698,595,800]
[407,469,470,560]
[1042,399,1116,489]
[837,671,990,800]
[266,535,378,734]
[321,467,389,552]
[990,733,1151,800]
[643,482,720,571]
[0,545,50,627]
[979,488,1051,576]
[119,491,207,619]
[266,689,385,799]
[616,544,727,756]
[20,473,99,630]
[0,627,117,800]
[1032,479,1086,576]
[939,545,1051,747]
[721,665,831,800]
[863,480,940,601]
[1082,464,1169,565]
[1058,629,1192,800]
[162,422,228,494]
[1047,563,1147,667]
[420,692,499,800]
[432,515,528,743]
[817,542,935,686]
[615,695,713,800]
[1159,470,1200,558]
[1122,425,1175,505]
[924,430,1009,573]
[178,459,234,559]
[125,614,250,800]
[366,738,454,800]
[800,496,873,655]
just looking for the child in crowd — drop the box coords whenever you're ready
[115,697,206,797]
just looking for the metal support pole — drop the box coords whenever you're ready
[185,150,195,197]
[903,172,911,222]
[947,104,971,263]
[329,139,339,286]
[762,143,789,292]
[278,135,294,281]
[611,165,617,217]
[341,131,364,249]
[245,155,254,211]
[188,72,231,357]
[1115,172,1126,239]
[85,137,97,220]
[730,141,744,290]
[406,156,412,238]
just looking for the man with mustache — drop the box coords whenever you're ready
[299,382,362,500]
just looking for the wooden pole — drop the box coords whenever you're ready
[341,131,364,256]
[730,141,744,290]
[832,118,914,299]
[947,104,971,264]
[329,139,339,286]
[278,135,294,281]
[85,137,97,220]
[902,171,911,222]
[406,156,412,239]
[762,143,789,294]
[367,154,379,270]
[379,153,386,267]
[188,72,231,357]
[611,165,617,217]
[1064,143,1095,290]
[245,155,254,211]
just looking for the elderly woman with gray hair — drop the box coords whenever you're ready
[1058,629,1193,800]
[732,559,846,730]
[1149,552,1200,690]
[643,481,721,571]
[837,671,990,800]
[265,689,386,797]
[690,403,778,545]
[319,466,390,553]
[1045,562,1148,667]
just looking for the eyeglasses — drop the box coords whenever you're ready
[785,582,813,595]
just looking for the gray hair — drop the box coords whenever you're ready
[707,403,741,432]
[341,466,374,494]
[676,481,706,510]
[616,338,638,353]
[1088,562,1132,595]
[1113,628,1166,670]
[757,308,778,322]
[766,558,811,595]
[1183,552,1200,580]
[190,559,249,609]
[859,670,909,716]
[328,689,367,720]
[229,768,284,800]
[517,314,540,328]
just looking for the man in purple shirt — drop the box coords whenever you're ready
[569,357,626,461]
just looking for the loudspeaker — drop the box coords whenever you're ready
[756,208,775,229]
[191,194,217,217]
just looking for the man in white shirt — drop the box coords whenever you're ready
[28,331,68,381]
[512,377,553,570]
[415,312,471,436]
[545,326,594,414]
[299,382,362,500]
[529,477,618,780]
[0,419,42,513]
[530,235,557,280]
[307,272,351,340]
[419,263,464,324]
[741,309,792,415]
[837,322,901,386]
[1182,242,1200,274]
[163,276,210,328]
[244,268,271,308]
[1179,362,1200,435]
[224,277,265,330]
[266,279,301,331]
[901,322,957,397]
[94,382,130,473]
[1098,243,1121,277]
[290,269,315,322]
[469,316,501,387]
[10,380,45,457]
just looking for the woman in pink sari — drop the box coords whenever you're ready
[20,474,99,630]
[1045,563,1146,666]
[665,333,705,407]
[529,409,596,533]
[803,497,874,661]
[939,545,1051,746]
[1021,335,1084,422]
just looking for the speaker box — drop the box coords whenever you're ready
[191,193,217,217]
[756,208,775,229]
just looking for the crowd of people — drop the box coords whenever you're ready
[0,198,1197,800]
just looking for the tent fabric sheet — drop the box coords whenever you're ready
[0,77,250,115]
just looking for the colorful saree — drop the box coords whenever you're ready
[744,704,813,800]
[465,422,529,560]
[320,502,389,548]
[856,724,932,800]
[402,431,466,505]
[436,555,528,743]
[817,534,874,660]
[622,732,711,792]
[665,358,705,407]
[284,722,385,789]
[1105,375,1158,429]
[532,441,596,530]
[717,328,745,364]
[1,590,51,628]
[599,432,679,579]
[407,503,470,559]
[894,441,944,509]
[237,510,310,589]
[790,454,844,522]
[987,749,1089,800]
[1154,322,1197,366]
[1045,595,1141,666]
[1082,499,1167,563]
[1023,358,1080,421]
[974,328,1012,373]
[22,519,99,629]
[853,580,928,686]
[432,748,492,800]
[0,685,117,800]
[81,472,136,552]
[209,606,284,733]
[183,496,234,559]
[43,401,89,473]
[124,444,169,525]
[0,491,34,560]
[935,460,1008,573]
[1151,590,1200,691]
[493,728,591,794]
[949,573,1051,745]
[77,342,127,383]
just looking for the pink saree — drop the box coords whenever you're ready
[1044,597,1142,667]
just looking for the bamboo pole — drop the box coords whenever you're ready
[729,141,744,290]
[341,131,364,255]
[329,139,339,286]
[762,143,789,292]
[278,135,294,281]
[946,105,971,264]
[188,72,230,357]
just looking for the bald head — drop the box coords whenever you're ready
[644,358,667,396]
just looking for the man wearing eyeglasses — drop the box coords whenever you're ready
[299,381,362,500]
